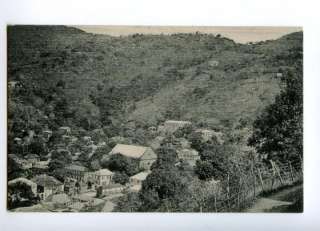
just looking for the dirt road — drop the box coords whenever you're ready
[246,184,303,212]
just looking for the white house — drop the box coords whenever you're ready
[177,148,200,166]
[95,168,114,187]
[129,171,151,192]
[163,120,192,134]
[109,144,157,170]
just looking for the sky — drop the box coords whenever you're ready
[75,26,302,44]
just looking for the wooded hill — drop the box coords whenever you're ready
[7,26,302,137]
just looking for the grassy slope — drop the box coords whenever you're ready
[7,26,302,130]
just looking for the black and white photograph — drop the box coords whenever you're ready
[2,0,320,230]
[7,25,303,213]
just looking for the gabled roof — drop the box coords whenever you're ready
[109,144,150,159]
[32,174,63,187]
[65,164,88,172]
[25,153,40,159]
[130,171,151,181]
[8,177,37,187]
[95,168,113,176]
[8,154,20,159]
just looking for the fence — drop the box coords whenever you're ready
[204,159,303,212]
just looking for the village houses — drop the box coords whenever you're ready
[95,169,114,187]
[31,174,64,200]
[129,171,151,192]
[162,120,192,134]
[195,128,224,144]
[64,165,89,183]
[24,153,40,166]
[177,148,200,166]
[109,144,157,170]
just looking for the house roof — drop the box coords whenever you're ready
[109,144,149,159]
[8,177,37,187]
[59,126,70,130]
[31,174,63,187]
[51,193,71,204]
[95,168,113,176]
[177,149,199,157]
[164,120,191,125]
[8,154,20,159]
[65,164,88,172]
[130,171,151,181]
[25,154,40,159]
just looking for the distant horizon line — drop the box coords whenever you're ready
[74,25,302,44]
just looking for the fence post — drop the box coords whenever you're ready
[214,192,217,212]
[257,168,264,192]
[272,161,284,186]
[289,161,295,183]
[251,161,256,197]
[227,173,230,211]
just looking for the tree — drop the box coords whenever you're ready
[96,186,103,198]
[114,192,142,212]
[139,168,188,212]
[194,160,216,180]
[103,154,139,176]
[8,157,24,180]
[248,66,302,164]
[8,181,38,209]
[113,172,129,185]
[194,143,234,181]
[151,146,177,170]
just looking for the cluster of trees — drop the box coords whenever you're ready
[248,64,303,164]
[8,181,39,210]
[101,154,140,185]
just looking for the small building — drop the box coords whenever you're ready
[31,174,64,200]
[8,81,20,89]
[62,135,72,142]
[95,169,114,187]
[8,177,37,196]
[149,136,165,150]
[13,137,23,145]
[33,160,50,169]
[177,148,200,166]
[276,72,283,78]
[72,194,94,206]
[148,126,157,133]
[51,193,72,207]
[129,171,151,192]
[163,120,192,134]
[129,171,150,186]
[42,130,52,140]
[24,154,40,165]
[59,126,71,135]
[64,165,89,182]
[208,60,219,67]
[70,136,78,143]
[83,136,91,142]
[109,144,157,170]
[195,129,224,144]
[9,154,33,169]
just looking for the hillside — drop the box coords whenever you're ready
[7,26,303,135]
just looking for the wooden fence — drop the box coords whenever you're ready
[204,159,303,212]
